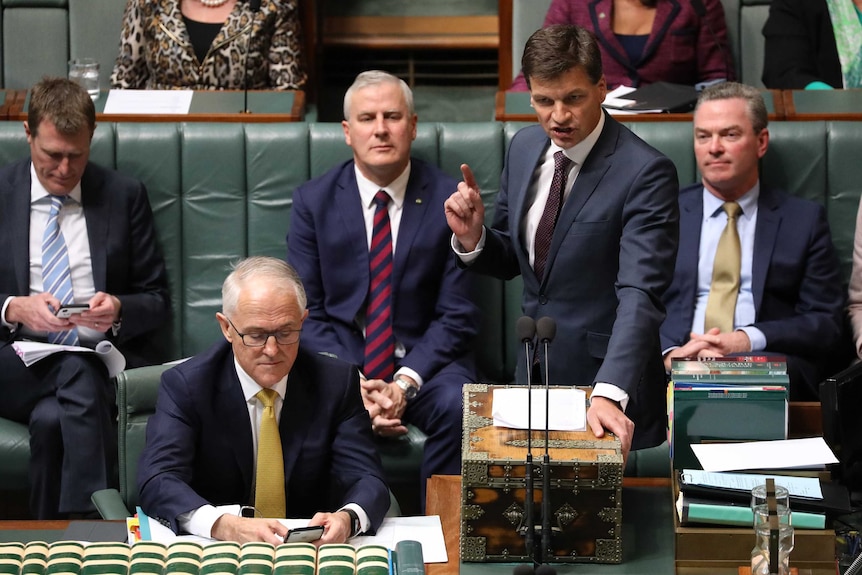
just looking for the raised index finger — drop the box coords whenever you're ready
[460,163,478,190]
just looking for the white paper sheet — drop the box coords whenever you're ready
[680,469,823,499]
[691,437,839,472]
[13,340,126,378]
[103,89,193,114]
[492,387,586,431]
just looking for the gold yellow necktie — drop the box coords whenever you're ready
[254,388,285,518]
[704,201,742,333]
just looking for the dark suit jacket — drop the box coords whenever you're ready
[287,158,478,382]
[0,158,170,367]
[762,0,843,89]
[137,341,390,533]
[470,119,679,450]
[660,184,846,395]
[511,0,734,90]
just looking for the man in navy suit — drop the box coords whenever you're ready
[660,82,846,400]
[0,78,170,519]
[445,25,680,459]
[287,71,479,506]
[138,257,389,544]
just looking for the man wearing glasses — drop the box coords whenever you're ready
[137,256,389,544]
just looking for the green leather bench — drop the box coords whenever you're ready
[1,119,859,516]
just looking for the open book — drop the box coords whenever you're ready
[0,539,425,575]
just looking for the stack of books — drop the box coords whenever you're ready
[668,355,789,470]
[674,468,851,529]
[0,539,425,575]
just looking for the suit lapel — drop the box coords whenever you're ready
[588,0,635,74]
[279,351,316,506]
[512,129,550,282]
[334,166,371,293]
[541,117,615,282]
[81,166,109,292]
[678,189,704,331]
[6,162,33,294]
[752,188,780,313]
[393,163,427,288]
[214,353,256,495]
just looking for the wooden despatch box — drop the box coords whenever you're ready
[460,383,624,564]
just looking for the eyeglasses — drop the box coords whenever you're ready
[225,317,301,347]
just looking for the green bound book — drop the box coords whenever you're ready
[671,385,787,469]
[238,543,274,575]
[676,492,826,529]
[394,541,424,575]
[22,542,49,575]
[354,546,389,575]
[199,542,239,575]
[0,542,24,575]
[164,542,202,575]
[46,542,83,575]
[129,542,166,575]
[316,545,354,575]
[81,543,130,575]
[273,542,316,575]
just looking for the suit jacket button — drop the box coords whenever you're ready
[539,295,548,304]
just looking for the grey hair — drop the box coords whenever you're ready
[695,81,768,134]
[343,70,415,120]
[222,256,307,316]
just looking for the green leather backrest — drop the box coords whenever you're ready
[68,0,126,91]
[2,2,68,89]
[0,120,857,381]
[740,0,771,88]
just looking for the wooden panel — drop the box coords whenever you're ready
[322,16,498,49]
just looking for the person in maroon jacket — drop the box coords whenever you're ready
[511,0,734,90]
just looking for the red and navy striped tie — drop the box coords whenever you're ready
[364,190,395,381]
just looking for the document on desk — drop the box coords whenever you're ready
[141,511,448,562]
[691,437,839,472]
[103,89,193,114]
[492,387,586,431]
[12,340,126,378]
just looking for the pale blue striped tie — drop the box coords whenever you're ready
[42,196,79,346]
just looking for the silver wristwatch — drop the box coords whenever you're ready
[394,375,419,400]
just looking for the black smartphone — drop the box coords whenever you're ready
[55,305,90,319]
[283,525,324,543]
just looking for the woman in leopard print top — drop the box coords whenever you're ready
[111,0,306,90]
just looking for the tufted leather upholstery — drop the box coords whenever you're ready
[1,119,860,513]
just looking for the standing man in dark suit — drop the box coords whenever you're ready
[660,82,845,400]
[445,25,679,459]
[287,71,478,506]
[0,77,170,519]
[138,257,389,544]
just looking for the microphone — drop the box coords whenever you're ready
[535,316,556,564]
[241,0,263,113]
[690,0,734,88]
[515,316,538,563]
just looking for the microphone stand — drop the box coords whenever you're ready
[241,0,262,113]
[515,316,538,565]
[536,316,557,564]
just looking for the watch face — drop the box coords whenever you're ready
[404,385,418,400]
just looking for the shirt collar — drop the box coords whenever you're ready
[29,162,82,206]
[355,162,411,209]
[703,181,760,219]
[549,111,605,165]
[234,357,288,403]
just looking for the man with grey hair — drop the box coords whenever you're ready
[660,81,846,400]
[288,71,479,510]
[138,256,389,544]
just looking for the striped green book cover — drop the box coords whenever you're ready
[273,543,316,575]
[316,545,355,575]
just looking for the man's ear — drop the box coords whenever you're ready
[215,312,232,342]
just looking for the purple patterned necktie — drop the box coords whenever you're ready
[364,190,395,381]
[533,151,572,280]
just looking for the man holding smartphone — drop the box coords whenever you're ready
[0,78,170,519]
[137,257,389,544]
